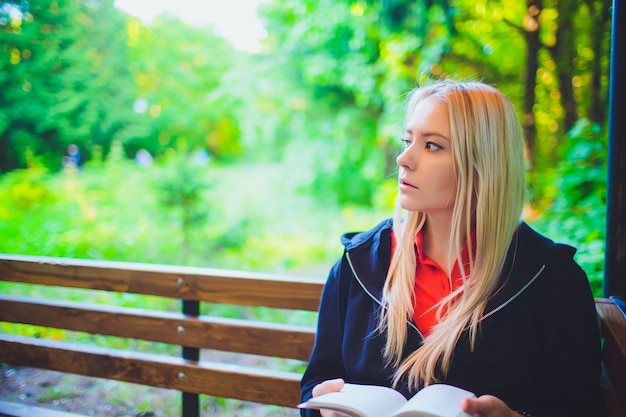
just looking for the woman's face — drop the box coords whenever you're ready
[396,96,457,217]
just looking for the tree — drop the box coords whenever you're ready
[522,0,542,170]
[124,15,242,161]
[259,0,456,204]
[0,0,141,172]
[259,0,611,205]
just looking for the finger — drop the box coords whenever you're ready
[312,378,345,397]
[462,395,497,414]
[461,397,481,415]
[461,395,512,417]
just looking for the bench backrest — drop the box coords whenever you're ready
[597,297,626,417]
[2,254,626,416]
[0,254,324,409]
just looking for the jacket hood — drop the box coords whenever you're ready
[340,218,394,303]
[340,219,577,317]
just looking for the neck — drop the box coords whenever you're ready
[422,213,466,274]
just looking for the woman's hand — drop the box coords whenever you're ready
[461,395,520,417]
[312,378,346,417]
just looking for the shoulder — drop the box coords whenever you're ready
[340,218,393,251]
[488,222,587,310]
[510,222,578,272]
[511,222,591,298]
[516,222,576,256]
[324,218,393,298]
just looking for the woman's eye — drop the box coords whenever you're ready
[401,138,410,149]
[425,141,442,151]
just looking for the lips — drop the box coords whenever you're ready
[399,178,418,189]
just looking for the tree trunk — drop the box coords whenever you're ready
[523,0,542,170]
[550,0,579,133]
[586,0,612,124]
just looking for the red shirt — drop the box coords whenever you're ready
[391,230,474,337]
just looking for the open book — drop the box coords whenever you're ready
[298,383,475,417]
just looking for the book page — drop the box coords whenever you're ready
[298,383,408,417]
[394,384,475,417]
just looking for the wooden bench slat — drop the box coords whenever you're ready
[0,335,303,408]
[0,295,316,361]
[0,254,324,311]
[596,298,626,417]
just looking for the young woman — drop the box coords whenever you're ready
[300,80,603,417]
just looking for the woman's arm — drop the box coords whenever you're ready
[300,259,349,417]
[530,253,604,417]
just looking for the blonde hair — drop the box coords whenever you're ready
[380,80,526,389]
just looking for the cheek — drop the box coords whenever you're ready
[435,162,457,192]
[436,165,458,207]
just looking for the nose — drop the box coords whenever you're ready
[396,147,415,171]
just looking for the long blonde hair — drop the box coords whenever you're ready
[380,80,526,389]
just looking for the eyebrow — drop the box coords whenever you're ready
[405,129,450,142]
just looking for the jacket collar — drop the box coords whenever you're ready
[341,220,575,318]
[341,218,393,303]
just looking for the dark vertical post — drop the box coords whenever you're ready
[182,299,200,417]
[604,0,626,299]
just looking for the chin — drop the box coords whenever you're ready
[398,201,421,212]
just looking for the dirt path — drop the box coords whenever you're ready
[0,364,298,416]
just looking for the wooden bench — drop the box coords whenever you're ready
[1,254,626,417]
[0,254,324,416]
[597,297,626,417]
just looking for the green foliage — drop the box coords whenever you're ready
[125,15,243,160]
[38,386,75,402]
[0,0,143,171]
[0,0,611,213]
[529,119,607,295]
[0,0,242,173]
[0,155,387,270]
[257,0,459,204]
[256,0,610,205]
[0,158,156,261]
[151,148,212,262]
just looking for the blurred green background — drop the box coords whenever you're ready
[0,0,610,292]
[0,0,612,415]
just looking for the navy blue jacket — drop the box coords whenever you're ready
[300,219,603,417]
